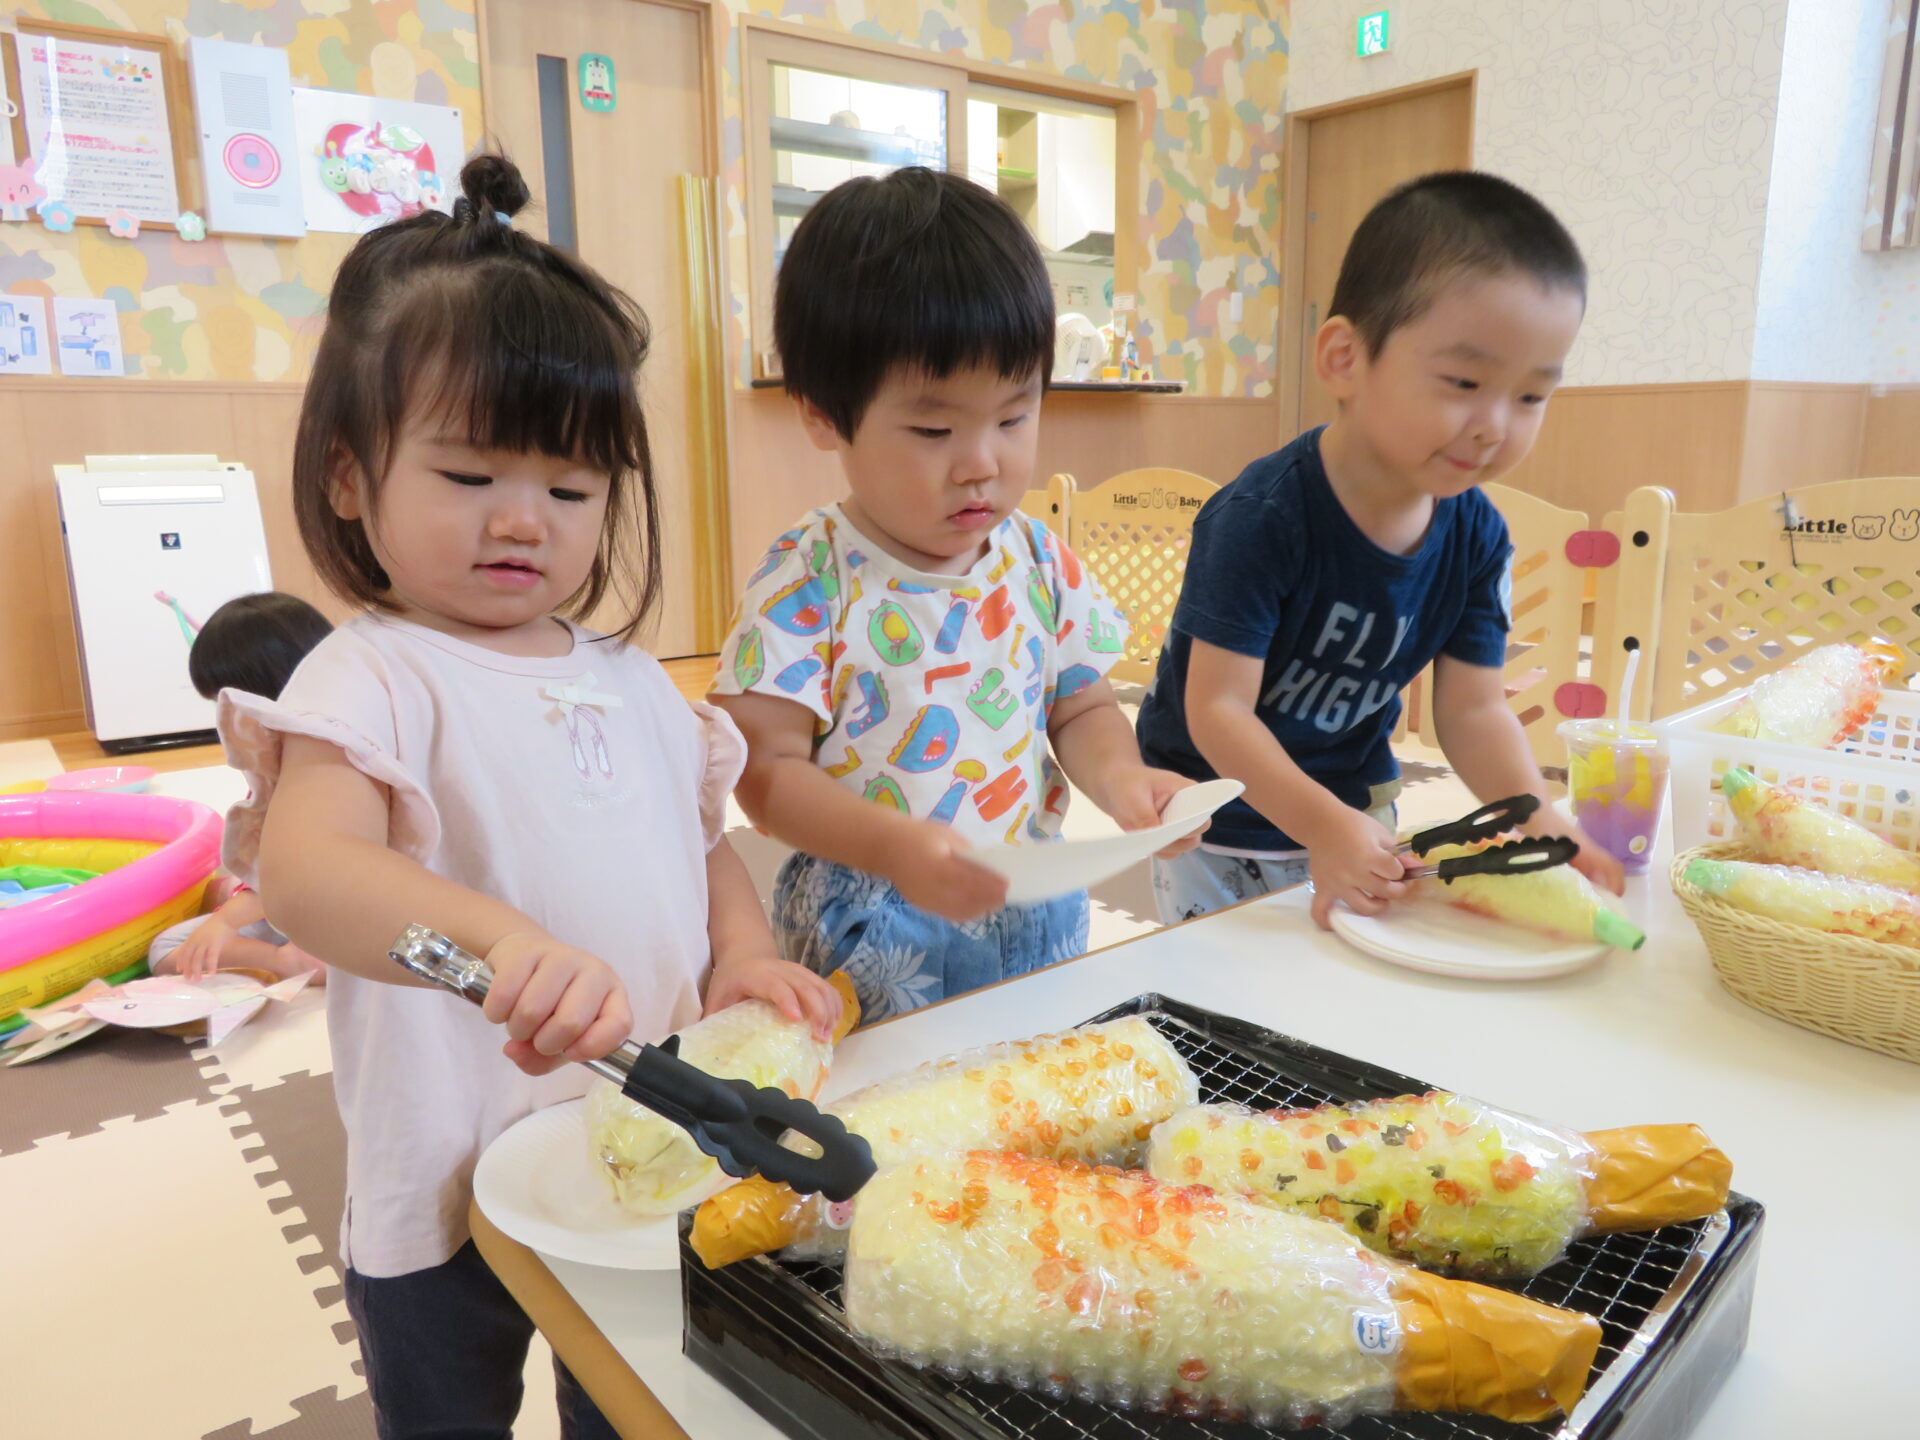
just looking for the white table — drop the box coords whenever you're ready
[492,834,1920,1439]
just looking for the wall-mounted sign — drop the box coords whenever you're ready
[1358,11,1390,58]
[579,54,616,113]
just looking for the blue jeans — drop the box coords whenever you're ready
[345,1240,618,1440]
[772,852,1088,1023]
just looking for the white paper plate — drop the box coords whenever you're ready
[1329,897,1608,981]
[972,779,1246,904]
[472,1098,681,1271]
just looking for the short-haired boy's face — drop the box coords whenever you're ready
[1334,272,1583,498]
[805,365,1043,573]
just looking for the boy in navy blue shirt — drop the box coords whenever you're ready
[1137,171,1625,926]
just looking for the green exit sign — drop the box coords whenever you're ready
[1357,11,1390,57]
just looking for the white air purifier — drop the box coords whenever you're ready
[56,455,274,752]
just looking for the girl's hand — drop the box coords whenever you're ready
[1100,765,1207,858]
[481,930,633,1076]
[704,956,843,1041]
[888,823,1009,922]
[170,917,232,982]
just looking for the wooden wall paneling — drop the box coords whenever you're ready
[0,388,82,739]
[726,388,844,583]
[1861,387,1920,476]
[724,388,1285,586]
[1737,383,1870,502]
[225,385,345,623]
[1501,382,1748,517]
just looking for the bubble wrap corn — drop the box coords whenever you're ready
[1420,843,1645,950]
[586,972,858,1215]
[1683,858,1920,949]
[1148,1096,1731,1278]
[844,1152,1602,1426]
[690,1016,1199,1267]
[1722,767,1920,892]
[1711,641,1900,750]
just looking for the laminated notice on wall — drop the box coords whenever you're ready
[14,30,183,224]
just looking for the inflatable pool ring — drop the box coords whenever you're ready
[0,792,221,1022]
[0,957,147,1038]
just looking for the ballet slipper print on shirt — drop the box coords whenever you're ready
[544,674,622,782]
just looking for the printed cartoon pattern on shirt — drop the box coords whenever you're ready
[715,507,1128,848]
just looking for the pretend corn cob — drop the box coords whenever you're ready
[1711,641,1900,749]
[585,973,858,1215]
[690,1016,1199,1267]
[1683,858,1920,949]
[1148,1097,1731,1278]
[1420,843,1645,950]
[1721,767,1920,892]
[844,1152,1601,1427]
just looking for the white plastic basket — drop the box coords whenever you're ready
[1658,688,1920,853]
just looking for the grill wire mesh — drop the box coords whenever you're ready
[763,1009,1717,1439]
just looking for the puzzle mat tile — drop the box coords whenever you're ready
[0,736,59,787]
[196,987,334,1096]
[0,1024,220,1157]
[154,763,251,813]
[1,1098,364,1438]
[198,1340,562,1440]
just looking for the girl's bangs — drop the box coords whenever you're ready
[395,268,646,479]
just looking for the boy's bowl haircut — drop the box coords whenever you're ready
[774,167,1056,440]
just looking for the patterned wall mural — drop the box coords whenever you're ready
[710,0,1289,398]
[0,0,1285,398]
[0,0,483,382]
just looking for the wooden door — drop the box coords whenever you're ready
[484,0,720,657]
[1288,79,1473,433]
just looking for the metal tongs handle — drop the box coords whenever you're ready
[1408,835,1579,882]
[390,924,876,1203]
[1399,794,1542,857]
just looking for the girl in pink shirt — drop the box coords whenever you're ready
[218,154,841,1440]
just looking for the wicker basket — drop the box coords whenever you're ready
[1671,842,1920,1064]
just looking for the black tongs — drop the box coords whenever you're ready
[389,924,876,1202]
[1395,795,1578,884]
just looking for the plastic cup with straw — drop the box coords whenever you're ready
[1557,648,1669,876]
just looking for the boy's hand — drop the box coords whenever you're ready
[888,823,1010,922]
[170,916,231,981]
[704,955,844,1041]
[1306,807,1415,930]
[482,930,633,1076]
[1100,765,1207,859]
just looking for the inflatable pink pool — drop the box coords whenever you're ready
[0,791,222,1019]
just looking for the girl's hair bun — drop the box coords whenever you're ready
[458,153,531,222]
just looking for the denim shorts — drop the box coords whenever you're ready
[771,852,1088,1023]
